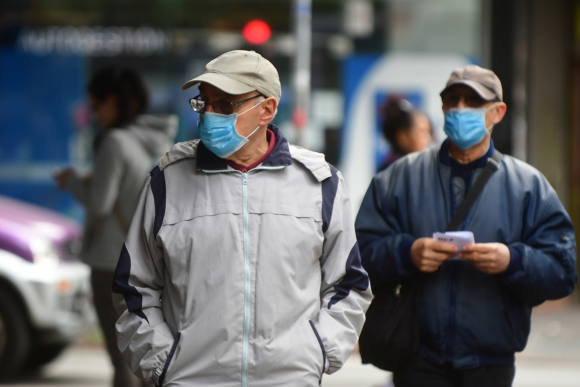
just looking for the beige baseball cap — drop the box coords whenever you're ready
[182,50,282,103]
[440,65,503,102]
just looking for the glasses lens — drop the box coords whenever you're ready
[465,96,486,108]
[443,93,486,108]
[442,94,456,106]
[213,101,234,115]
[190,98,205,112]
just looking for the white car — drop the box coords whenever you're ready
[0,195,91,380]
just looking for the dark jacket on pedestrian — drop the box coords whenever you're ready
[355,140,577,369]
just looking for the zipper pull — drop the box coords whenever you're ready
[242,173,248,185]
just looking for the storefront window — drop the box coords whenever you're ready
[387,0,482,60]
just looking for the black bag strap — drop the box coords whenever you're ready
[445,149,503,232]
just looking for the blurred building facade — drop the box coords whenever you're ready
[0,0,579,286]
[493,0,580,291]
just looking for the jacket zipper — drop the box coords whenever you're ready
[203,165,285,387]
[242,171,250,387]
[239,166,283,386]
[204,166,283,386]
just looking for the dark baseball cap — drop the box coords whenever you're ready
[440,65,503,102]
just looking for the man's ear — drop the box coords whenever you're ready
[493,102,507,124]
[259,97,278,127]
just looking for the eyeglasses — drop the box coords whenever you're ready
[442,92,492,108]
[189,94,263,115]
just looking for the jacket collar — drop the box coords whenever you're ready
[439,138,495,170]
[197,124,293,171]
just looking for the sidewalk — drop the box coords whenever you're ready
[511,304,580,387]
[323,303,580,387]
[5,304,580,387]
[520,303,580,362]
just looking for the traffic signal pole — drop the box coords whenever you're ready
[292,0,311,146]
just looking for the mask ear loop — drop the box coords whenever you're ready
[245,125,261,140]
[485,102,499,111]
[484,102,499,131]
[238,97,266,139]
[238,97,265,116]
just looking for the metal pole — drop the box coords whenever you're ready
[511,0,529,161]
[293,0,311,146]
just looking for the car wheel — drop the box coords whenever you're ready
[0,290,31,381]
[24,342,68,371]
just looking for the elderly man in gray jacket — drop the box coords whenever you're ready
[112,50,372,387]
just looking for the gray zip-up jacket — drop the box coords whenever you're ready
[68,114,177,271]
[112,125,372,387]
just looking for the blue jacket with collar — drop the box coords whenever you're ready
[355,140,577,369]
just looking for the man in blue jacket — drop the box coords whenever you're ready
[356,65,577,387]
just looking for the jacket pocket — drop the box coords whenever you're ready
[500,286,531,350]
[308,320,327,385]
[158,332,181,386]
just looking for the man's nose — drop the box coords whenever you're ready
[456,97,468,108]
[205,103,215,113]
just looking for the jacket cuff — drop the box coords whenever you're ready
[500,246,524,280]
[399,237,418,274]
[152,363,164,385]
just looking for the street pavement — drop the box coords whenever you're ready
[4,305,580,387]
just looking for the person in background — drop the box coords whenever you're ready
[379,96,432,171]
[356,65,577,387]
[377,98,433,387]
[55,66,177,387]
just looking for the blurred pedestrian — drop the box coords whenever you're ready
[377,97,433,387]
[112,50,372,386]
[379,96,432,171]
[55,66,176,387]
[356,65,577,387]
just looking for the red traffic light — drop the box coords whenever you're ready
[242,20,272,45]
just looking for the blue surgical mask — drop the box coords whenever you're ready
[198,99,263,158]
[443,104,497,149]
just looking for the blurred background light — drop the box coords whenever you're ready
[242,19,272,45]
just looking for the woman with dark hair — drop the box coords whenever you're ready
[379,96,433,171]
[88,66,150,150]
[376,97,432,387]
[55,66,176,387]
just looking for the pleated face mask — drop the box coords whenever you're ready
[443,104,497,149]
[198,99,263,158]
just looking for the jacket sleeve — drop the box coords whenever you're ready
[500,181,577,305]
[112,167,177,385]
[355,176,419,289]
[67,134,126,217]
[314,167,372,375]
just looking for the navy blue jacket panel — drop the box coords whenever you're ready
[355,144,577,369]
